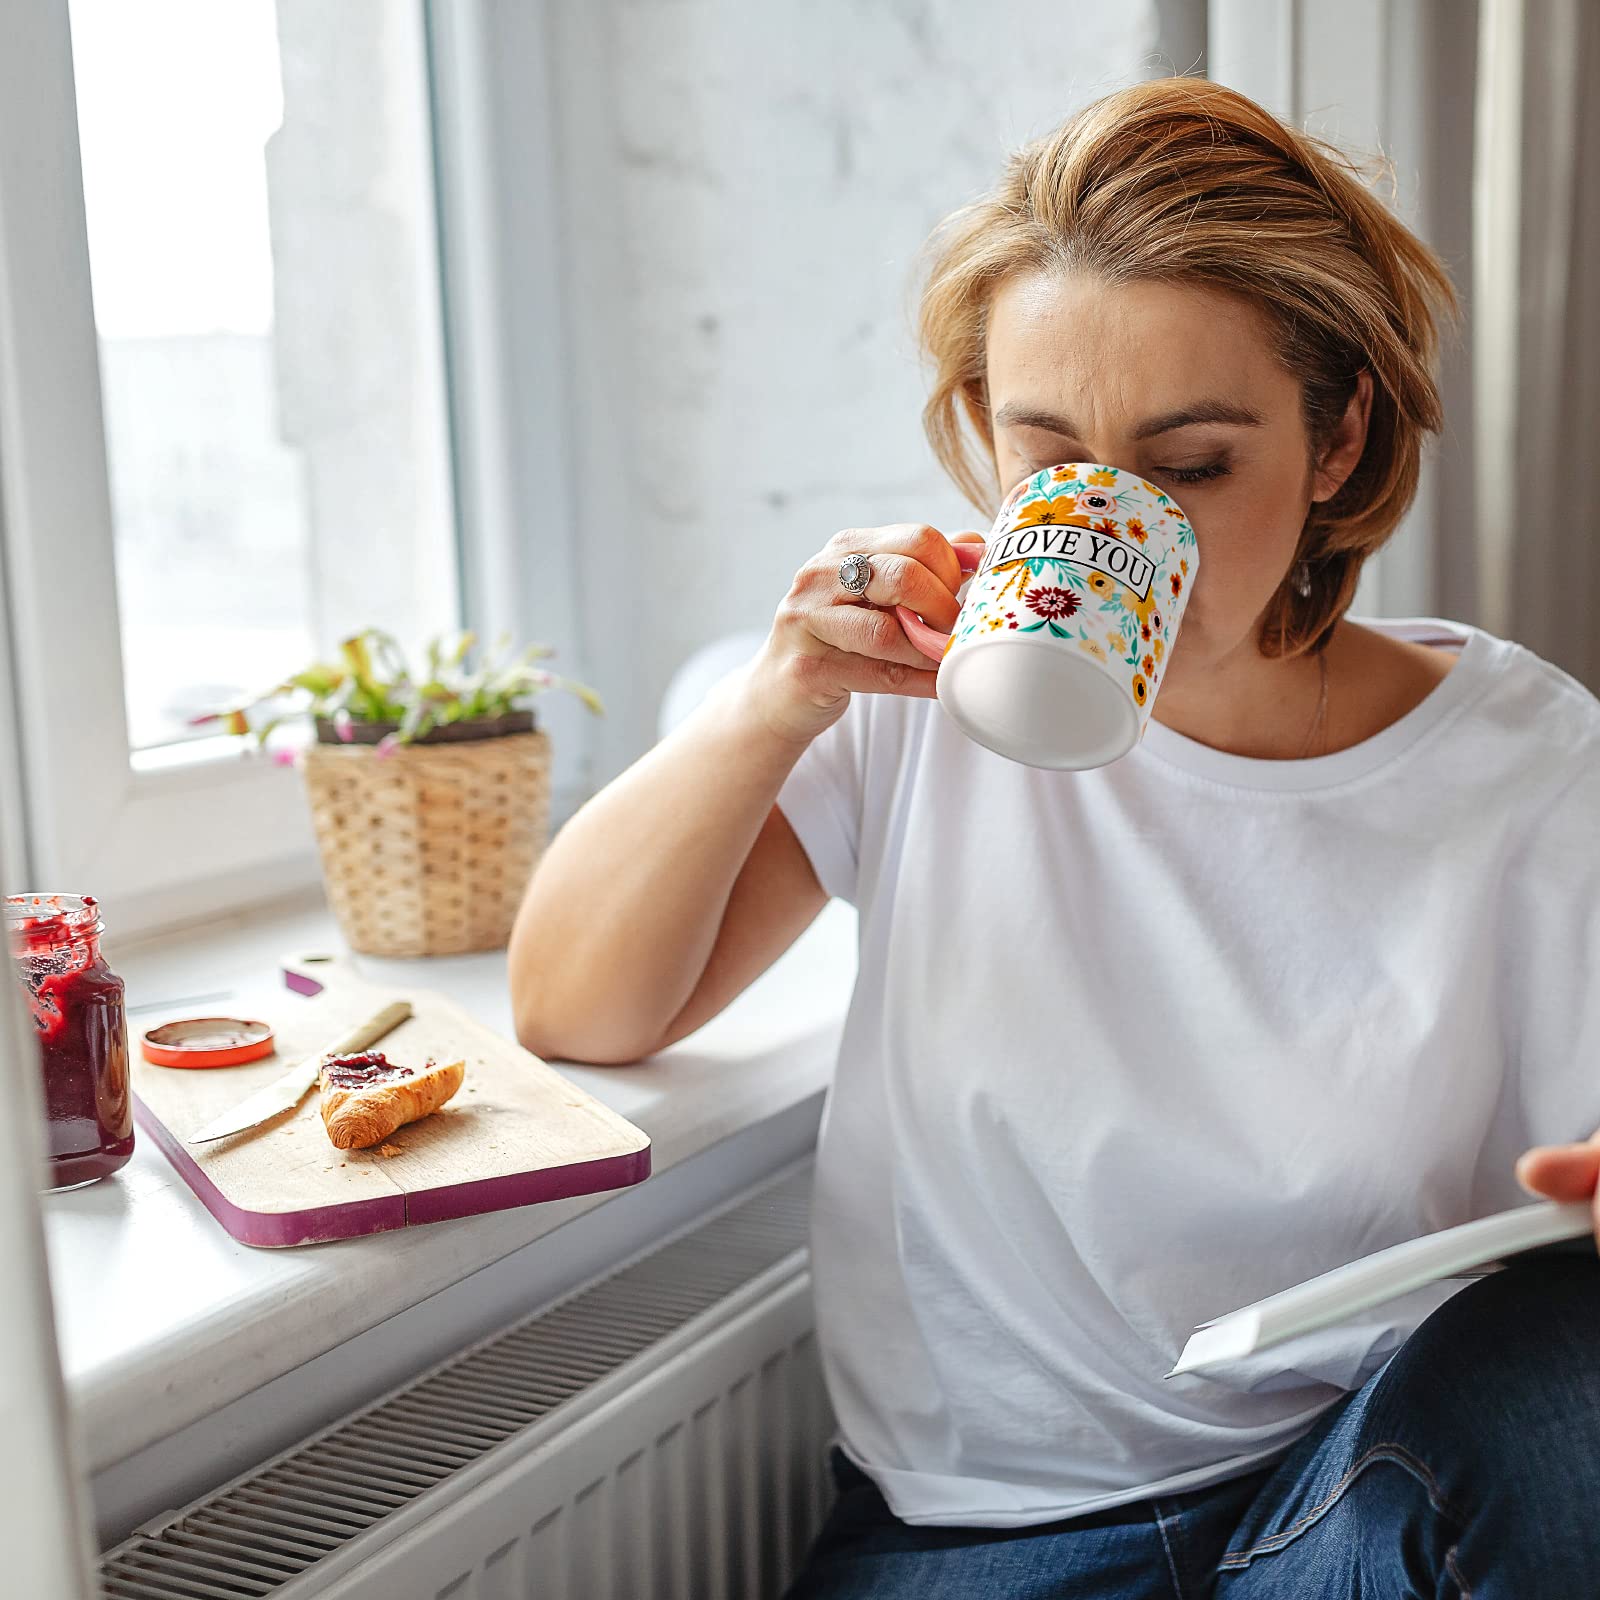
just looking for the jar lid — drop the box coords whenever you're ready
[141,1017,276,1069]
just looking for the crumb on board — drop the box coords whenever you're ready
[379,1143,404,1158]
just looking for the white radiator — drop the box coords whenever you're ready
[99,1164,838,1600]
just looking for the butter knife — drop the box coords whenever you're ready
[187,1000,413,1144]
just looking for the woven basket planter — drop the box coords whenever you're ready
[301,719,552,958]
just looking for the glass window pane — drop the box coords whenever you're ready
[67,0,457,752]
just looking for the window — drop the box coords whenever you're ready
[70,0,317,753]
[0,2,460,931]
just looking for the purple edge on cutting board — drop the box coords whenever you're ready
[131,1103,651,1248]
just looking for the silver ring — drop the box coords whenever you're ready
[838,553,872,596]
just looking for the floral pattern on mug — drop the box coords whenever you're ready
[942,463,1197,738]
[1026,586,1081,622]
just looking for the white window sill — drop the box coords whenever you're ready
[128,731,275,776]
[42,889,857,1501]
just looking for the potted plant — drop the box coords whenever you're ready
[200,629,603,958]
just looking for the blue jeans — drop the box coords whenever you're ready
[782,1255,1600,1598]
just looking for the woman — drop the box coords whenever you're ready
[510,78,1600,1596]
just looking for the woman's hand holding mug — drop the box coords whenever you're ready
[743,524,987,747]
[740,464,1196,768]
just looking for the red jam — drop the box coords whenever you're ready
[322,1050,415,1089]
[6,894,133,1189]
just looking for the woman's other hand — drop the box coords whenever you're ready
[1515,1132,1600,1253]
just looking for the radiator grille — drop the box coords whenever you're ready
[99,1162,827,1599]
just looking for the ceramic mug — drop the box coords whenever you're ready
[896,463,1198,769]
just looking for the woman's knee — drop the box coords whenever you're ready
[1367,1257,1600,1496]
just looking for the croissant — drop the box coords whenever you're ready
[319,1051,465,1151]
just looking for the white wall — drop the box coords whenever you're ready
[482,0,1184,786]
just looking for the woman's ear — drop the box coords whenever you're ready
[1310,369,1373,503]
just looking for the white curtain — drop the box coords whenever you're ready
[1210,0,1600,691]
[1475,0,1600,691]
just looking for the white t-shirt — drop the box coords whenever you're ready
[773,616,1600,1528]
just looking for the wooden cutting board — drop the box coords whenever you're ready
[131,955,651,1247]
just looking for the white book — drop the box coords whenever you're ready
[1166,1200,1597,1384]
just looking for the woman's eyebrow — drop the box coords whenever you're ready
[991,403,1078,434]
[990,400,1265,438]
[1133,401,1265,438]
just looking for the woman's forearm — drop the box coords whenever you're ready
[511,521,969,1061]
[507,664,811,1062]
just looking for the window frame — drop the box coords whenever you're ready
[0,31,104,1552]
[0,0,485,936]
[0,0,317,932]
[424,0,595,826]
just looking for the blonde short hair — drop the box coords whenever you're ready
[917,77,1460,657]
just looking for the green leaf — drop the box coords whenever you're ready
[340,634,376,693]
[286,663,344,698]
[188,624,597,740]
[554,676,605,715]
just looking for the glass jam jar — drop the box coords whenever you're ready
[5,894,134,1189]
